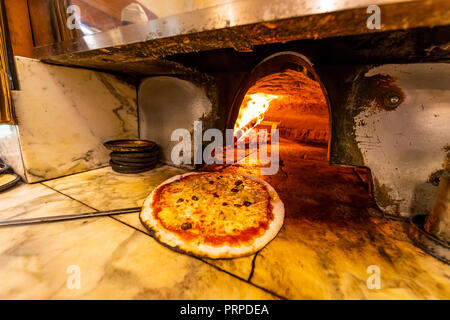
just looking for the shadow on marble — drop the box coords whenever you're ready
[206,156,450,299]
[251,216,450,299]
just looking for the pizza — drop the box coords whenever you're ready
[140,172,284,259]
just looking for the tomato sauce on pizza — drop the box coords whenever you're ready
[140,172,284,259]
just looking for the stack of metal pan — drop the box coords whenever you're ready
[104,139,160,174]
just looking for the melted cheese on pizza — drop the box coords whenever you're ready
[151,173,274,246]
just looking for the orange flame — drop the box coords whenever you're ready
[234,93,278,137]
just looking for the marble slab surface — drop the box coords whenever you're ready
[44,165,186,213]
[0,180,275,299]
[11,57,138,183]
[251,216,450,299]
[43,165,255,280]
[0,182,88,221]
[43,165,450,299]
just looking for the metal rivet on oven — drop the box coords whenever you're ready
[383,91,402,109]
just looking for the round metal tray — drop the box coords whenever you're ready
[109,160,157,174]
[103,140,156,152]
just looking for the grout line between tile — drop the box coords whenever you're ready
[41,182,98,211]
[37,165,110,185]
[199,258,287,300]
[247,251,260,282]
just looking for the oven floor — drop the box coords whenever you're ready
[0,164,448,299]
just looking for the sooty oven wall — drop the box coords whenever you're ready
[141,27,450,219]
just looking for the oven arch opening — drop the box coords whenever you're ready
[226,52,332,163]
[223,52,374,220]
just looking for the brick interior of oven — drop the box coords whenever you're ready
[209,54,375,222]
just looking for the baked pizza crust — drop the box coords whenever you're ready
[140,172,285,259]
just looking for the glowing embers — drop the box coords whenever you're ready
[233,93,279,138]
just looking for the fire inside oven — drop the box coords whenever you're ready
[217,53,374,220]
